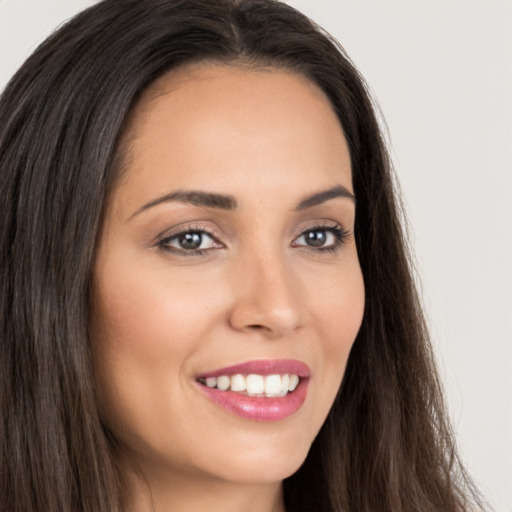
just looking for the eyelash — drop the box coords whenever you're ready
[293,223,351,254]
[156,224,222,257]
[156,222,350,256]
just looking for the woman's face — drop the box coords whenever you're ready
[91,65,364,487]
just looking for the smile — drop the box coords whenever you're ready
[198,373,301,397]
[196,359,310,421]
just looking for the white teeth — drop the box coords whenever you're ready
[264,374,282,396]
[281,374,290,394]
[201,373,301,396]
[289,374,299,392]
[217,375,230,391]
[205,377,217,388]
[246,374,264,395]
[230,374,246,392]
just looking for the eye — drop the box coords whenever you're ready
[292,225,349,251]
[157,229,222,254]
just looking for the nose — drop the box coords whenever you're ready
[228,251,304,338]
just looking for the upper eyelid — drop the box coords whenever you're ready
[159,221,342,237]
[294,225,349,243]
[294,220,346,236]
[157,223,223,243]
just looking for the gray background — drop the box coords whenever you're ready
[1,1,511,510]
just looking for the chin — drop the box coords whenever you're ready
[211,451,309,485]
[194,429,314,485]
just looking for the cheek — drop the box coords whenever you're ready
[309,253,365,337]
[307,261,365,404]
[92,255,216,361]
[89,257,217,437]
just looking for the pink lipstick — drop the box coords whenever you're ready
[196,359,310,422]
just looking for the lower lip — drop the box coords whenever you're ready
[197,379,309,421]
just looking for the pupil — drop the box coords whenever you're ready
[306,230,326,246]
[179,232,202,250]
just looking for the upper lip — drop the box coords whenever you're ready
[197,359,311,379]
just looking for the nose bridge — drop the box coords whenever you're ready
[229,243,302,336]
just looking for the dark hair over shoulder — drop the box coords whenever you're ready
[0,1,485,511]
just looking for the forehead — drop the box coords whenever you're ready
[111,64,352,216]
[138,62,338,124]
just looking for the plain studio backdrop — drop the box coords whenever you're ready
[1,1,511,510]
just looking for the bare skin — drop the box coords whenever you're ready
[91,64,365,512]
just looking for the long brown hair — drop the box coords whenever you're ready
[0,1,485,510]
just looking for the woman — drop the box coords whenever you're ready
[0,0,485,511]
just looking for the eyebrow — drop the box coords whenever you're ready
[131,190,238,219]
[295,185,355,210]
[131,184,355,219]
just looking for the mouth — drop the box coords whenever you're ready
[195,359,310,421]
[198,373,301,397]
